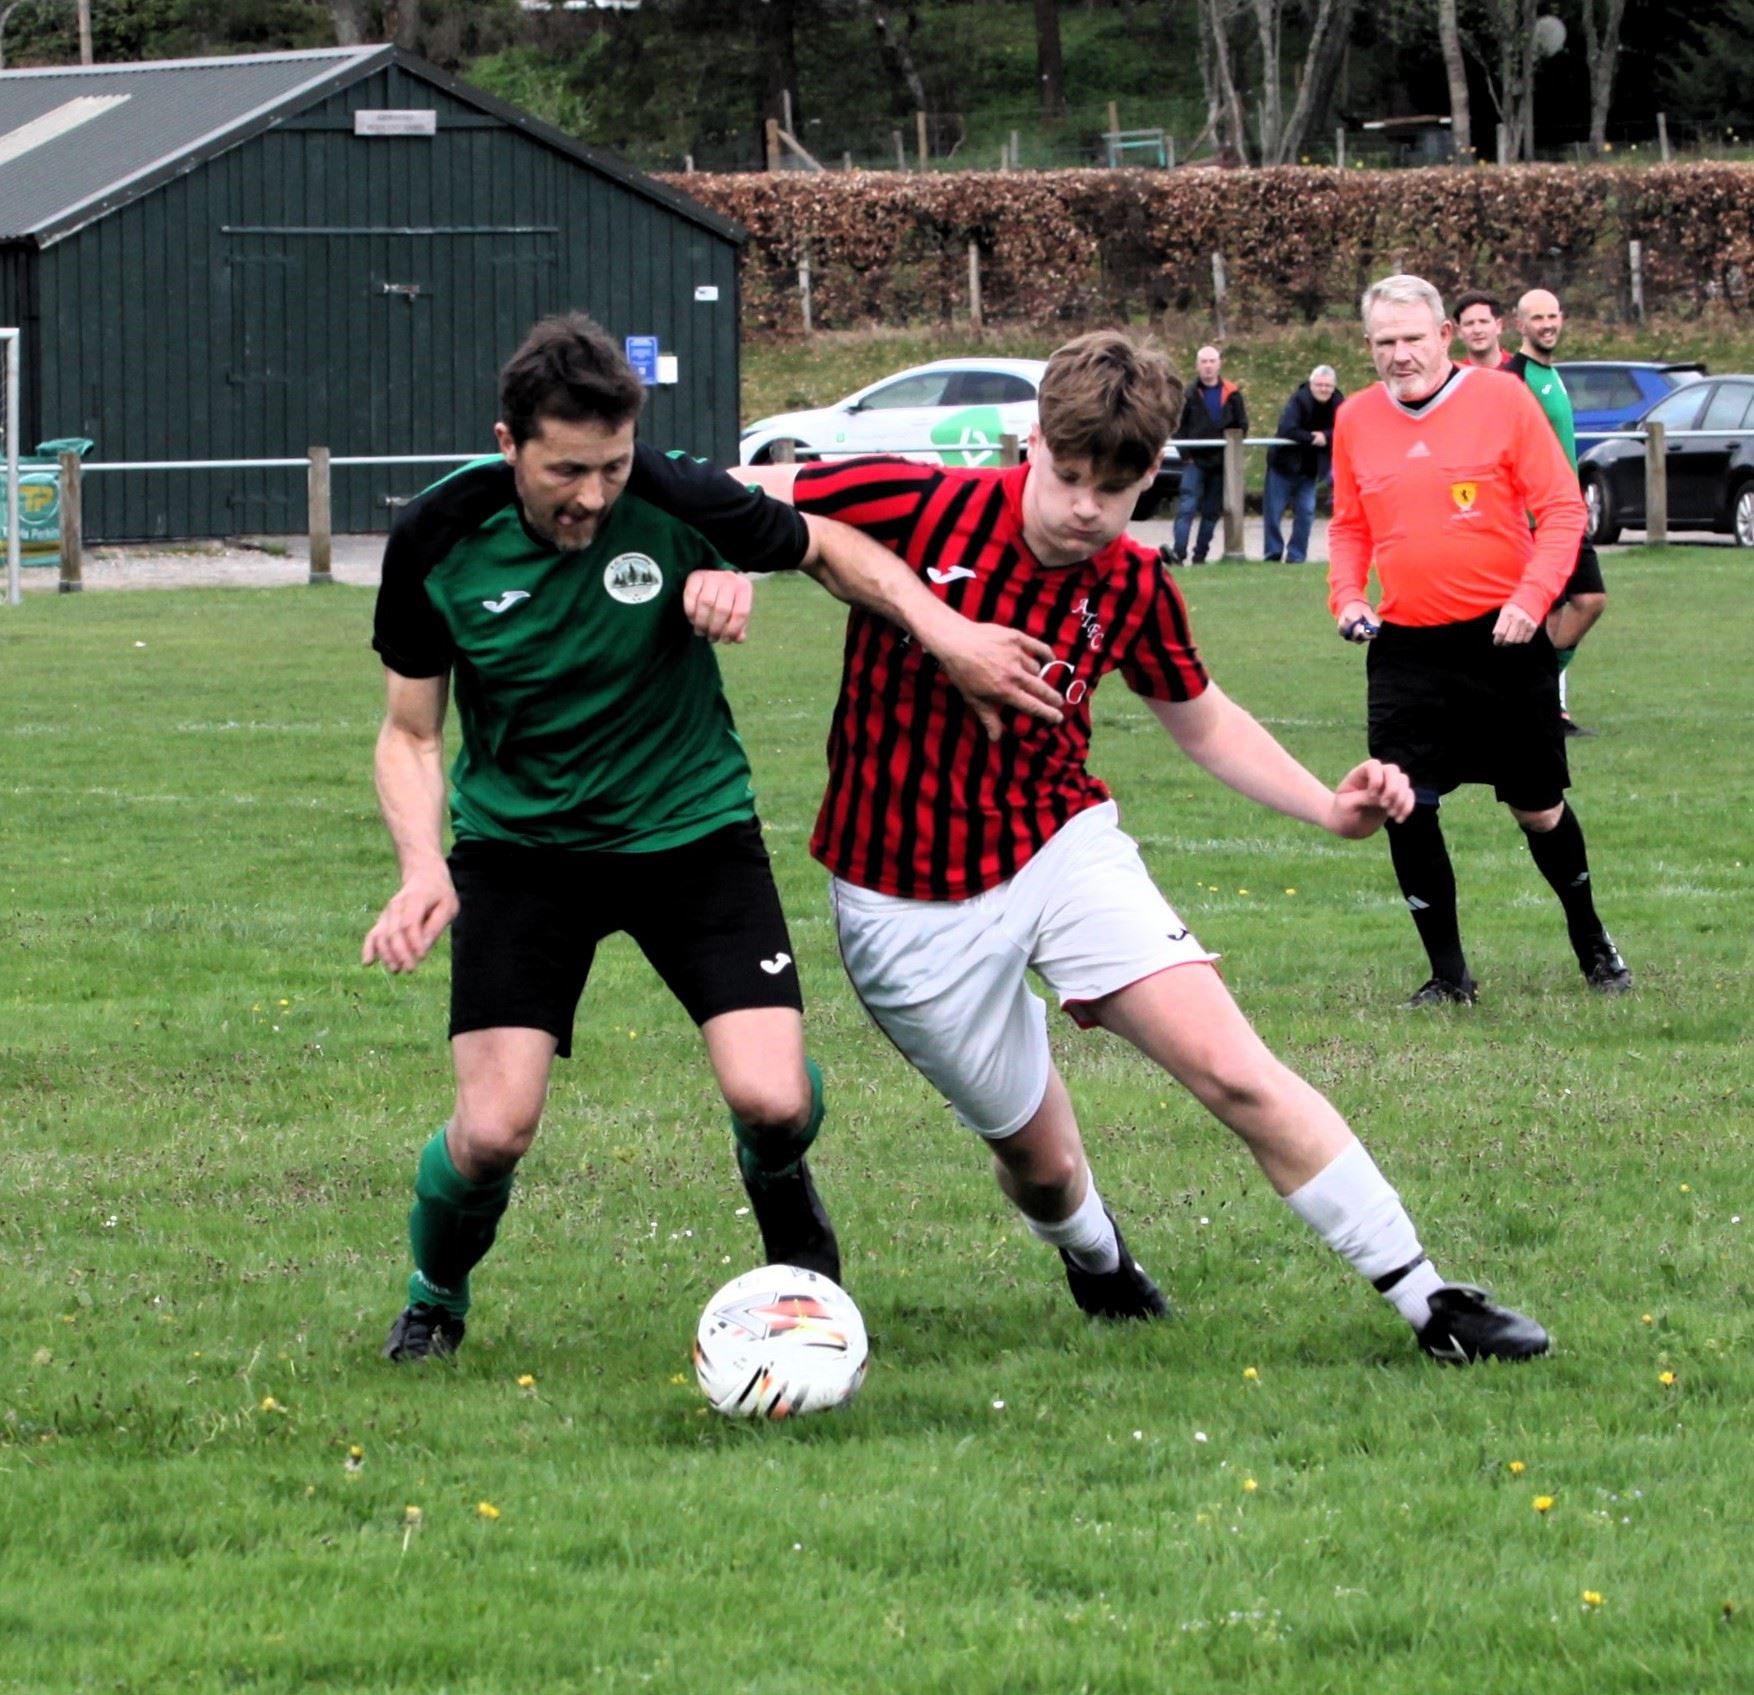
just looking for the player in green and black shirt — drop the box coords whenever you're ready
[365,313,1063,1361]
[1507,288,1607,737]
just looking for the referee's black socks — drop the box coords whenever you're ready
[1385,804,1469,985]
[1521,803,1605,965]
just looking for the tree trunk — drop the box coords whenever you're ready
[1251,0,1283,163]
[327,0,368,44]
[1200,0,1249,163]
[756,0,802,135]
[1437,0,1471,161]
[1034,0,1066,120]
[1273,0,1353,164]
[1580,0,1627,158]
[855,0,928,115]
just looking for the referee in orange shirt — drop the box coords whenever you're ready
[1328,274,1632,1005]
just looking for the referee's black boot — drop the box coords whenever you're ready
[743,1156,842,1285]
[1407,973,1478,1007]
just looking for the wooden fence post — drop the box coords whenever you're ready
[1221,428,1245,559]
[999,432,1021,468]
[1211,252,1228,341]
[892,129,905,171]
[1628,239,1645,324]
[1009,128,1020,169]
[57,450,82,593]
[1644,419,1667,545]
[772,440,796,465]
[798,249,813,334]
[1335,126,1345,169]
[308,445,333,585]
[1656,112,1670,163]
[766,118,781,173]
[916,109,928,168]
[968,241,983,331]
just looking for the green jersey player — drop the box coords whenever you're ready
[364,313,1063,1361]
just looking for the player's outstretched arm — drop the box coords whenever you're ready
[1147,685,1413,838]
[362,670,459,974]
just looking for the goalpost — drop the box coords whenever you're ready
[3,329,18,608]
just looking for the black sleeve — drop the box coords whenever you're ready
[1278,395,1311,445]
[628,441,810,572]
[1233,391,1250,433]
[372,514,455,678]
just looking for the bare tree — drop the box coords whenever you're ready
[1437,0,1472,159]
[1267,0,1356,163]
[1468,0,1537,160]
[1195,0,1250,162]
[1578,0,1628,157]
[853,0,928,115]
[1252,0,1284,161]
[1034,0,1066,119]
[328,0,368,44]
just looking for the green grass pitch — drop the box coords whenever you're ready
[0,548,1747,1693]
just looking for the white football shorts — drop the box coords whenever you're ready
[829,801,1217,1140]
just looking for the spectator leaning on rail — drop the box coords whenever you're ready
[1262,366,1342,563]
[1166,345,1247,566]
[1327,273,1632,1007]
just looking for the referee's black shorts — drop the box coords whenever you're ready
[1366,612,1569,811]
[447,817,803,1057]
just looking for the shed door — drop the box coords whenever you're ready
[227,227,562,533]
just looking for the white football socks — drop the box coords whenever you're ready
[1023,1175,1121,1273]
[1284,1140,1444,1330]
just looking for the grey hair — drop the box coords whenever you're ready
[1360,273,1447,327]
[1309,364,1338,383]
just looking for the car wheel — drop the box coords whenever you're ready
[1583,472,1621,545]
[750,439,809,465]
[1735,480,1754,548]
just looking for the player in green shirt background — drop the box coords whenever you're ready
[1505,289,1607,737]
[364,313,1064,1361]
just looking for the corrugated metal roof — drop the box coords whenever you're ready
[0,48,385,241]
[0,46,742,247]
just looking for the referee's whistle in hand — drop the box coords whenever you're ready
[1340,613,1380,643]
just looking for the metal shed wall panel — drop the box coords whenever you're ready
[29,58,741,540]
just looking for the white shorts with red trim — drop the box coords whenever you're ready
[828,801,1217,1139]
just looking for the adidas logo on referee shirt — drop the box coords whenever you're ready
[1405,441,1431,458]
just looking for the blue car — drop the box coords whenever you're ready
[1555,360,1707,451]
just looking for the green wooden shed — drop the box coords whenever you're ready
[0,47,745,538]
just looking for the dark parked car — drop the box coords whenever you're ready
[1556,360,1706,450]
[1578,374,1754,547]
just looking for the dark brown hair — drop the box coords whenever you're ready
[1452,289,1503,320]
[1038,331,1182,480]
[499,313,646,444]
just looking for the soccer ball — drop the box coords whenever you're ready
[692,1264,869,1420]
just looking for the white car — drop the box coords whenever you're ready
[739,356,1181,515]
[739,357,1046,468]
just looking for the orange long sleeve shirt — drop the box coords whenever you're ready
[1326,366,1587,627]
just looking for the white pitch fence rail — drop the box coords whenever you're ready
[7,424,1706,600]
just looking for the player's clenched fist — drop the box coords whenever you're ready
[1327,758,1415,837]
[683,568,753,644]
[362,862,460,973]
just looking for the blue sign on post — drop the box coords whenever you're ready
[624,336,661,386]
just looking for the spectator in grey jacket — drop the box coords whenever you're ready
[1262,366,1341,564]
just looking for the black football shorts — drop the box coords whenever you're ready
[1559,539,1605,601]
[1366,612,1569,812]
[447,817,802,1057]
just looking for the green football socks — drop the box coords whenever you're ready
[406,1129,514,1318]
[732,1056,825,1189]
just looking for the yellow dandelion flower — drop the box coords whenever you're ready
[1242,1366,1259,1380]
[1283,887,1297,896]
[477,1501,501,1520]
[403,1505,423,1524]
[1680,1183,1691,1193]
[1508,1460,1526,1475]
[1237,888,1251,896]
[1582,1590,1604,1608]
[349,1444,364,1460]
[517,1373,536,1389]
[1242,1478,1258,1493]
[1533,1495,1555,1513]
[1641,1314,1655,1325]
[259,1395,280,1412]
[277,999,290,1008]
[669,1373,689,1386]
[1659,1370,1677,1386]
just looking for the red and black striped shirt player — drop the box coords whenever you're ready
[794,456,1210,901]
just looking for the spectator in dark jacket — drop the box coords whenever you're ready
[1263,366,1341,564]
[1168,346,1248,564]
